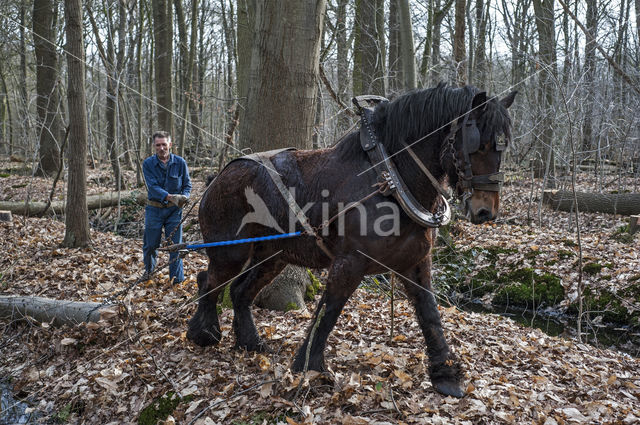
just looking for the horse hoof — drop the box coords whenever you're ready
[433,380,465,398]
[235,340,272,353]
[187,328,221,347]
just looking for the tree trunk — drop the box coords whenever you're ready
[335,0,351,131]
[543,190,640,215]
[352,0,385,96]
[398,0,417,90]
[453,0,467,85]
[388,0,401,93]
[239,0,327,152]
[0,190,145,217]
[472,0,490,87]
[236,0,255,142]
[33,0,63,177]
[581,0,597,158]
[532,0,556,183]
[0,296,118,327]
[152,0,174,135]
[62,0,90,248]
[19,2,29,158]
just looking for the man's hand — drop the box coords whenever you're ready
[168,194,189,208]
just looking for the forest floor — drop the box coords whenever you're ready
[1,158,639,424]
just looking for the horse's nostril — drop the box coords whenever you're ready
[477,208,492,222]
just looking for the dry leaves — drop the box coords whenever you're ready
[1,168,639,423]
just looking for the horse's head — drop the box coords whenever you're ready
[449,90,517,224]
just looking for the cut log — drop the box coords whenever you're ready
[0,190,146,217]
[0,296,119,326]
[0,210,12,222]
[543,190,640,216]
[631,215,640,235]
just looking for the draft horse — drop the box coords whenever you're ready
[188,84,517,397]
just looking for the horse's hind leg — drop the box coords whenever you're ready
[400,256,464,398]
[230,257,286,352]
[187,261,238,347]
[292,255,365,372]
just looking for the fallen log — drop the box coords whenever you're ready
[543,190,640,215]
[0,296,119,326]
[0,190,146,216]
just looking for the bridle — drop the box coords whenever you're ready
[444,107,507,203]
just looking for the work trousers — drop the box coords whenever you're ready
[143,205,183,283]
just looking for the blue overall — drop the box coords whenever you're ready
[142,154,192,283]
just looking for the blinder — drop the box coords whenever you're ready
[450,111,506,194]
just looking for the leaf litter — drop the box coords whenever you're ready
[0,168,639,424]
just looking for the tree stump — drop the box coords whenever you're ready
[254,265,311,312]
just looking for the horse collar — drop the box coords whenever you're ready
[353,96,451,229]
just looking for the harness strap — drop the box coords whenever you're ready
[399,140,451,199]
[355,98,451,228]
[259,155,335,260]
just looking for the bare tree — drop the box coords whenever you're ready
[33,0,63,177]
[239,0,327,152]
[353,0,385,95]
[453,0,467,85]
[62,0,90,247]
[152,0,174,135]
[532,0,557,182]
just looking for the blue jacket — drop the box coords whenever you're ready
[143,154,192,204]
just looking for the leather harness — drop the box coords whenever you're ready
[353,95,452,228]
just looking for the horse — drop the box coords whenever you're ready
[188,83,517,398]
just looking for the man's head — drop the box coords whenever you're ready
[152,131,172,162]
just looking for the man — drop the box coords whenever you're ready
[142,131,192,284]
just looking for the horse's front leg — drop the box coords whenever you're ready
[401,255,464,398]
[292,255,364,372]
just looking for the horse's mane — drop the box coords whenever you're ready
[334,83,511,161]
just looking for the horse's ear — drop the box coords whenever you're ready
[471,92,488,112]
[500,91,518,109]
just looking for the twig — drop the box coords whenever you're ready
[35,125,70,218]
[318,64,356,118]
[292,303,326,401]
[187,379,278,425]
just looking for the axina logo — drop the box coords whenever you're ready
[236,186,402,237]
[236,186,284,235]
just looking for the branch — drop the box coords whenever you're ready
[318,64,356,118]
[556,0,640,96]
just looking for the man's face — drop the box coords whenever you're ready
[154,137,171,161]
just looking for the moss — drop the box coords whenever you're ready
[583,262,603,275]
[138,392,192,425]
[462,267,498,298]
[0,172,10,178]
[52,400,84,423]
[525,249,542,260]
[572,288,630,324]
[557,249,575,260]
[483,246,518,263]
[544,260,558,266]
[220,284,233,309]
[492,267,563,307]
[285,302,299,312]
[305,269,322,301]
